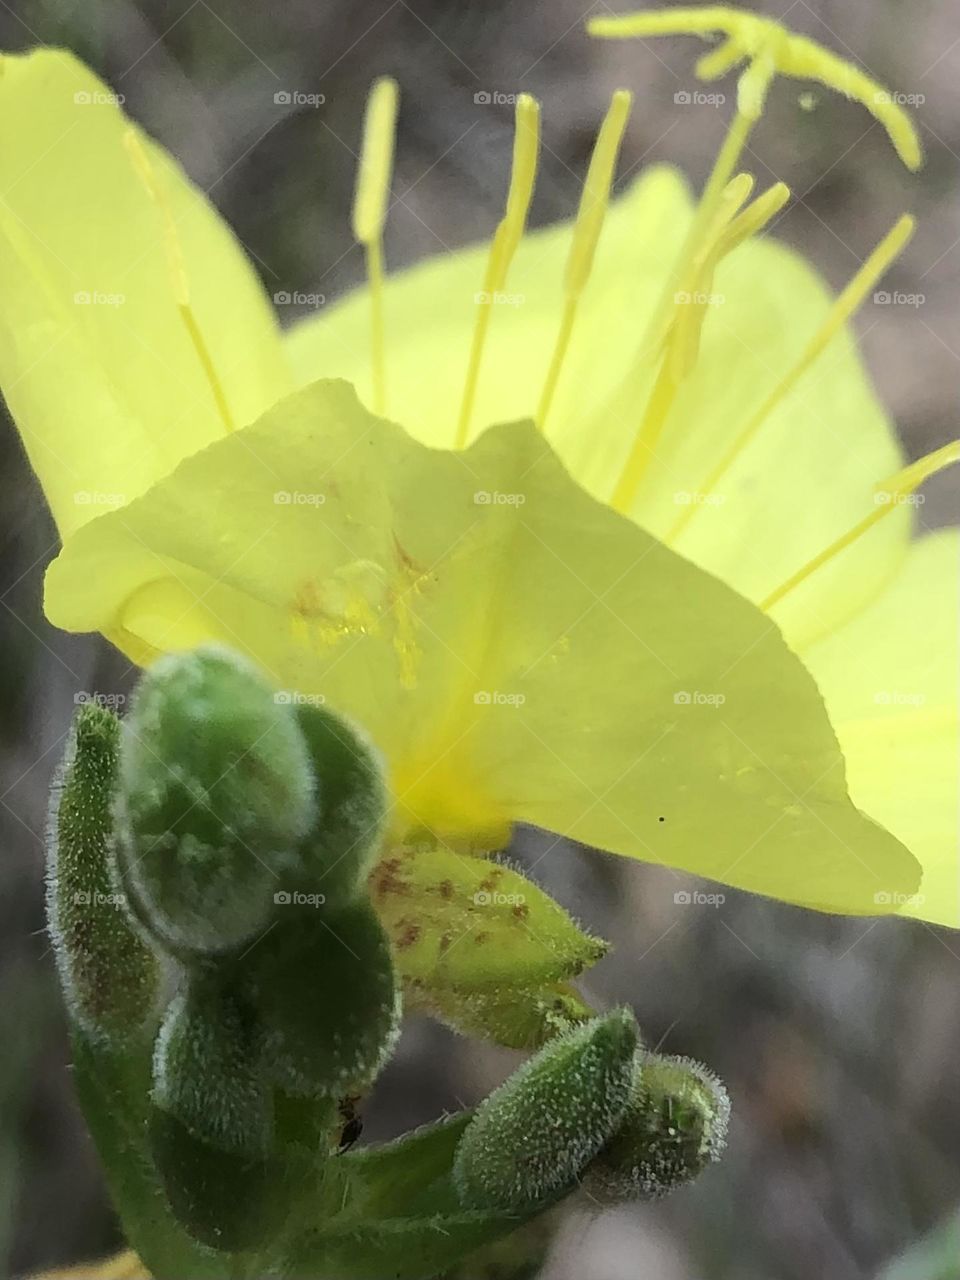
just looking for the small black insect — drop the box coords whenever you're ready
[337,1096,363,1152]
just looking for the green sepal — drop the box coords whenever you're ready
[427,981,592,1050]
[584,1052,730,1203]
[47,701,160,1044]
[293,702,387,906]
[453,1009,638,1212]
[150,973,281,1251]
[245,900,400,1098]
[371,843,607,1045]
[117,645,316,956]
[289,1209,534,1280]
[286,1114,543,1280]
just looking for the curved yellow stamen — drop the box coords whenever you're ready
[668,181,790,385]
[760,439,960,612]
[665,214,916,544]
[610,172,757,512]
[352,76,399,417]
[454,93,540,449]
[536,89,632,432]
[588,6,922,170]
[124,129,234,434]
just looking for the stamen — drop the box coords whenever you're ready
[124,129,235,434]
[537,89,632,432]
[665,171,757,383]
[610,173,756,512]
[665,215,915,544]
[667,181,789,384]
[352,77,399,417]
[760,439,960,613]
[454,93,540,450]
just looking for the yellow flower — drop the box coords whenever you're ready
[0,11,951,924]
[286,9,959,928]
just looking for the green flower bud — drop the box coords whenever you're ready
[584,1053,730,1203]
[149,973,279,1251]
[453,1009,638,1212]
[47,702,160,1043]
[245,901,399,1098]
[293,703,387,905]
[118,646,316,955]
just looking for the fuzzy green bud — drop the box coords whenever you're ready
[245,901,399,1098]
[149,973,279,1251]
[118,646,316,955]
[453,1009,638,1212]
[292,703,387,905]
[584,1053,730,1203]
[47,702,160,1043]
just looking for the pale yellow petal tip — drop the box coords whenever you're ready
[26,1250,149,1279]
[587,7,923,170]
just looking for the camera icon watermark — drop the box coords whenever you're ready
[674,889,725,907]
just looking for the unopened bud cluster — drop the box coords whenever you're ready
[49,647,397,1251]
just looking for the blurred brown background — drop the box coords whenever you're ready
[0,0,958,1276]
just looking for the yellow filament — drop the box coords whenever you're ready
[760,439,960,612]
[665,214,916,544]
[352,77,399,416]
[124,129,235,433]
[610,173,755,512]
[454,94,540,449]
[664,171,757,384]
[536,89,632,431]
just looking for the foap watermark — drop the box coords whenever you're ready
[873,690,926,708]
[473,890,526,907]
[474,490,525,506]
[874,90,925,107]
[474,290,525,307]
[74,290,125,307]
[674,289,725,306]
[73,490,125,508]
[674,89,726,106]
[273,90,326,108]
[74,89,125,106]
[874,890,925,908]
[874,290,925,308]
[674,690,726,707]
[274,490,326,506]
[274,691,326,708]
[474,690,526,707]
[474,90,520,106]
[73,890,127,907]
[274,290,326,308]
[74,690,126,710]
[874,490,924,507]
[273,890,327,907]
[673,490,727,507]
[674,889,725,908]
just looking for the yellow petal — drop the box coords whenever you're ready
[803,531,960,926]
[0,49,290,537]
[45,379,919,914]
